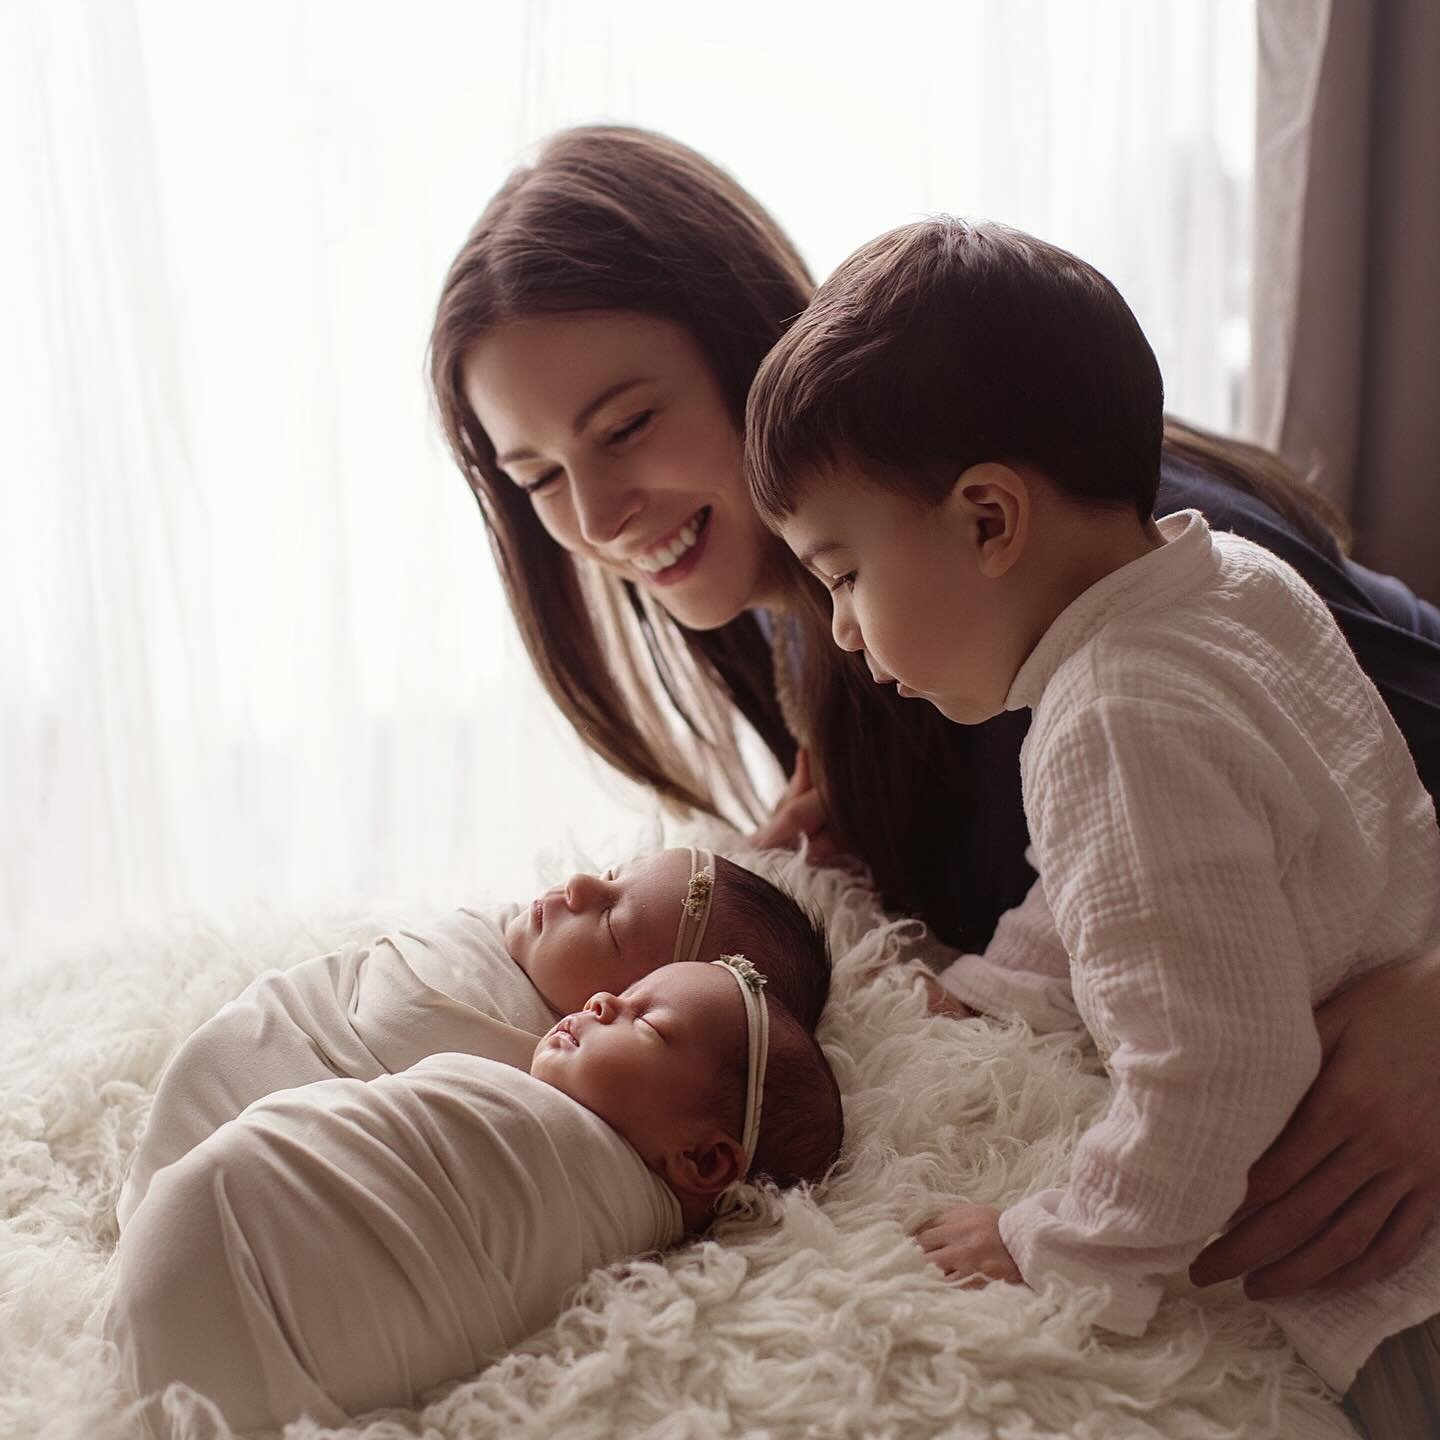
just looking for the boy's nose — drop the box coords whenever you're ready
[831,603,863,654]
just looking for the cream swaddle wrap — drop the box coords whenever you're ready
[117,904,555,1228]
[109,1052,683,1431]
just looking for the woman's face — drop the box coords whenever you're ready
[462,311,778,629]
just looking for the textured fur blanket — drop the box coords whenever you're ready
[1,828,1353,1439]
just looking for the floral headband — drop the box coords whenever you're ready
[674,847,769,1173]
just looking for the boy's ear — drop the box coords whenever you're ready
[944,463,1029,579]
[658,1130,747,1200]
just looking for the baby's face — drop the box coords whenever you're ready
[529,961,741,1163]
[505,848,697,1015]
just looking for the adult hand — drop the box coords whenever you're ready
[920,971,975,1019]
[1190,945,1440,1298]
[750,749,843,864]
[914,1205,1023,1286]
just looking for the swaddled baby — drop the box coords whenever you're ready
[116,846,830,1227]
[108,850,842,1431]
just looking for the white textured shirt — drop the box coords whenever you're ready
[939,510,1440,1389]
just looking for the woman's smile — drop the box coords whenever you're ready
[626,506,712,586]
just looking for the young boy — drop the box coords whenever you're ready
[745,217,1440,1431]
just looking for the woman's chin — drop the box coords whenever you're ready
[651,589,750,631]
[642,558,764,630]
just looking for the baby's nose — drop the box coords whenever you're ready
[585,991,619,1020]
[566,871,607,908]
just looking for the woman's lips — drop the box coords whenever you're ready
[638,507,712,589]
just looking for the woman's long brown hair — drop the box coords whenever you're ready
[429,125,808,824]
[430,126,1346,947]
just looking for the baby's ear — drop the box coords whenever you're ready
[659,1131,747,1199]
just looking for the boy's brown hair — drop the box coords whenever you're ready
[746,217,1165,524]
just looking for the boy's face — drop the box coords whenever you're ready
[529,961,741,1163]
[505,848,697,1014]
[777,469,1027,725]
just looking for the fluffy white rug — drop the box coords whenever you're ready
[1,825,1355,1440]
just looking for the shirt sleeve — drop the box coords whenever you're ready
[998,694,1322,1335]
[937,867,1082,1032]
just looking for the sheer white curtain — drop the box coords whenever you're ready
[1,0,1256,960]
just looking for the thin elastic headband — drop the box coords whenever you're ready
[711,953,769,1176]
[673,846,716,965]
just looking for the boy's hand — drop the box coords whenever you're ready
[914,1204,1023,1286]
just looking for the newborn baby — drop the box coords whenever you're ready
[116,846,830,1226]
[108,851,840,1431]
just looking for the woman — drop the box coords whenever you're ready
[429,125,1440,1303]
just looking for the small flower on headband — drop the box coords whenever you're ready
[682,867,714,919]
[716,953,767,993]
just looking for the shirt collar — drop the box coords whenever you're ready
[1004,509,1219,711]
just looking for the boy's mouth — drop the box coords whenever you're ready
[531,897,545,932]
[550,1017,579,1047]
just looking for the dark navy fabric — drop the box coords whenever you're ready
[1156,456,1440,805]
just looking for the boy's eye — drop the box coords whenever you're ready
[606,410,653,446]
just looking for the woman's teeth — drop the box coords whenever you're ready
[632,508,709,574]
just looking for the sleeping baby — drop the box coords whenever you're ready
[107,850,842,1432]
[115,844,830,1225]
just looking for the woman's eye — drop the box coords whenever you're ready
[519,467,562,496]
[828,571,857,594]
[606,410,653,447]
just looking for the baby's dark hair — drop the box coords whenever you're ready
[751,1000,844,1188]
[712,855,830,1031]
[704,995,844,1192]
[746,217,1164,525]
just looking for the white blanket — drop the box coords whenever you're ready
[0,831,1355,1439]
[116,906,554,1227]
[108,1055,681,1431]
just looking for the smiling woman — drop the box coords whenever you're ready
[463,312,782,631]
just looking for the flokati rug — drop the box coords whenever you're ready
[1,824,1354,1439]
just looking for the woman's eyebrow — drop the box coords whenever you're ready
[494,378,653,466]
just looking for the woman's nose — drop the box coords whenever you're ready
[570,468,642,548]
